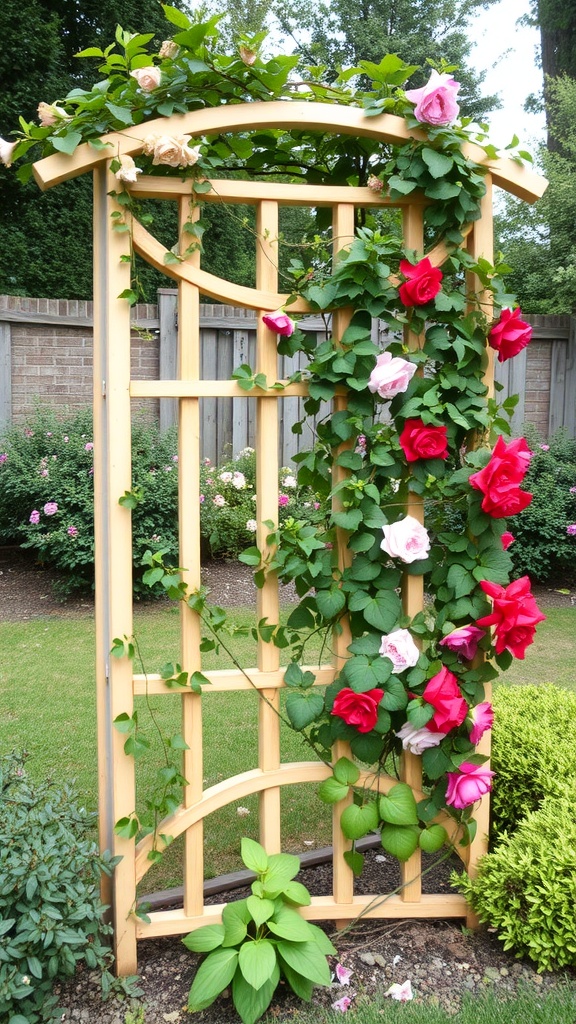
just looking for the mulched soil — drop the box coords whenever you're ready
[2,547,575,1022]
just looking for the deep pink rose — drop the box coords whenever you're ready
[381,516,430,563]
[29,509,40,525]
[368,352,417,399]
[332,687,384,733]
[488,308,532,363]
[422,667,468,734]
[262,309,295,336]
[445,762,494,809]
[468,702,494,745]
[399,418,448,462]
[439,625,485,662]
[398,258,443,306]
[477,576,545,659]
[469,436,533,518]
[501,531,515,550]
[405,70,460,126]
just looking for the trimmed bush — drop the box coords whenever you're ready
[454,785,576,973]
[0,751,118,1022]
[490,684,576,839]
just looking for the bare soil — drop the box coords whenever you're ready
[2,547,575,1021]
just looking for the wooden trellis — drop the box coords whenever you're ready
[33,103,546,974]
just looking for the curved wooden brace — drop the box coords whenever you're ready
[135,762,466,882]
[33,102,547,203]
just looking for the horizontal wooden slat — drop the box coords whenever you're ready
[129,177,427,207]
[133,664,337,695]
[130,379,314,399]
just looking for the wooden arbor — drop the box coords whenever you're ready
[34,103,546,974]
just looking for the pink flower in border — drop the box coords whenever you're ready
[468,702,494,745]
[67,525,79,538]
[335,963,353,986]
[29,510,40,525]
[385,980,414,1002]
[213,494,226,507]
[332,995,353,1012]
[0,453,7,463]
[501,531,515,550]
[84,442,94,451]
[278,493,290,506]
[439,625,485,662]
[43,502,58,516]
[567,524,576,536]
[262,309,295,336]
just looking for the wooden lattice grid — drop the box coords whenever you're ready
[32,104,546,973]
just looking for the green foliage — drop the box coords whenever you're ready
[490,683,576,840]
[509,429,576,585]
[183,837,335,1024]
[454,785,576,973]
[0,750,120,1022]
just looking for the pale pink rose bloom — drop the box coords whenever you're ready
[37,101,69,126]
[67,525,79,537]
[381,516,430,563]
[335,963,353,985]
[85,442,94,451]
[158,39,179,59]
[385,981,413,1002]
[29,510,40,525]
[115,155,142,184]
[232,471,246,489]
[262,310,295,336]
[0,137,17,167]
[468,702,494,745]
[239,44,257,65]
[395,723,444,755]
[219,471,233,483]
[332,995,353,1011]
[379,628,420,673]
[439,624,485,662]
[143,133,201,168]
[130,66,162,91]
[405,70,460,125]
[367,174,384,192]
[368,352,417,400]
[213,494,226,507]
[43,502,58,516]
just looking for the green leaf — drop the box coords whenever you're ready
[262,852,300,894]
[419,824,448,853]
[105,101,134,125]
[340,801,379,840]
[182,925,225,953]
[246,896,275,928]
[363,591,402,632]
[315,586,346,619]
[222,900,250,947]
[380,824,420,861]
[238,546,261,566]
[447,563,476,599]
[285,690,324,730]
[344,849,365,875]
[187,948,239,1011]
[279,959,314,1001]
[232,964,279,1024]
[342,654,390,692]
[239,939,276,990]
[379,782,418,825]
[267,906,314,942]
[333,756,360,785]
[276,940,332,986]
[283,881,312,906]
[318,776,350,804]
[162,4,192,28]
[332,508,363,531]
[421,147,454,179]
[241,838,268,874]
[51,131,83,155]
[381,677,408,712]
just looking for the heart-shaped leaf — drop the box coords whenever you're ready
[379,783,418,825]
[340,801,379,840]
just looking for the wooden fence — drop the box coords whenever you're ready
[1,296,575,458]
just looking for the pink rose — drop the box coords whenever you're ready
[130,66,162,91]
[262,310,295,336]
[501,531,515,550]
[488,308,532,363]
[469,436,533,519]
[37,102,68,126]
[381,516,430,564]
[332,687,384,733]
[405,70,460,126]
[29,510,40,525]
[422,667,468,734]
[468,702,494,745]
[395,722,444,755]
[379,629,420,673]
[398,258,443,306]
[399,418,448,462]
[67,525,79,538]
[477,576,545,659]
[43,502,58,516]
[439,625,485,662]
[368,352,417,400]
[445,762,494,809]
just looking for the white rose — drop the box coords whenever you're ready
[143,133,201,168]
[130,66,162,92]
[0,137,17,167]
[114,155,142,184]
[381,516,430,564]
[395,723,444,755]
[379,628,420,673]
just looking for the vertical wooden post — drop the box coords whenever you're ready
[177,199,205,918]
[255,200,282,853]
[331,204,356,914]
[92,166,137,973]
[399,204,426,904]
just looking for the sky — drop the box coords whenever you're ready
[469,0,544,151]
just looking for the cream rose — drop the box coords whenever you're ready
[381,516,430,564]
[0,137,17,167]
[143,133,201,168]
[395,723,444,755]
[130,66,162,92]
[114,155,142,184]
[158,40,179,59]
[37,102,69,127]
[379,628,420,673]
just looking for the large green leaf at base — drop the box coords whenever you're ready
[279,958,314,1001]
[239,939,277,990]
[187,948,239,1011]
[182,924,225,953]
[276,940,332,985]
[222,900,251,947]
[232,962,280,1024]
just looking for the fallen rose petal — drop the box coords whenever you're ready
[385,980,413,1001]
[332,995,353,1011]
[335,963,353,985]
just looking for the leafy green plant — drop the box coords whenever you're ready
[0,751,119,1023]
[454,785,576,972]
[490,683,576,840]
[183,837,335,1024]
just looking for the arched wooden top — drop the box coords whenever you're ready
[33,101,546,203]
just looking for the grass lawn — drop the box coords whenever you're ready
[1,599,573,888]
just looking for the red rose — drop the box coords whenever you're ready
[422,667,468,734]
[476,576,545,659]
[469,436,532,518]
[331,687,384,733]
[398,257,443,307]
[488,307,532,363]
[399,419,448,462]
